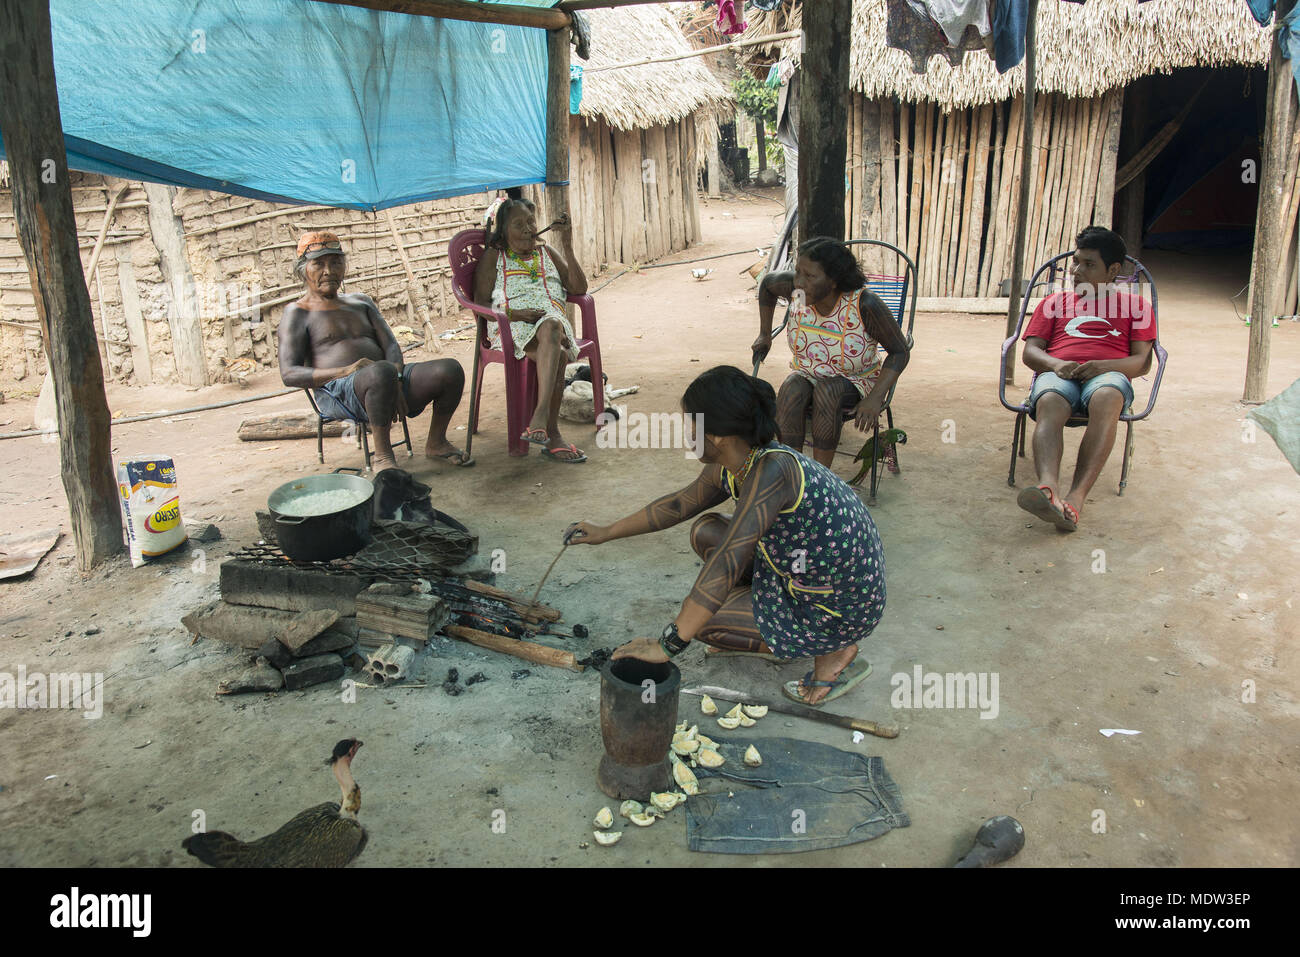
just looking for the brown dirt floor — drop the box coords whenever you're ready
[0,188,1296,868]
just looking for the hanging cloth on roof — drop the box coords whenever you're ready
[886,0,991,75]
[991,0,1030,73]
[1245,1,1300,96]
[570,10,591,60]
[917,0,992,48]
[749,0,787,10]
[715,0,748,36]
[1246,0,1276,26]
[569,64,583,114]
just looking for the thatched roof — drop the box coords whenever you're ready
[743,0,1271,110]
[577,3,732,130]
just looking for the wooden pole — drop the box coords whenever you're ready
[1094,89,1124,230]
[1003,0,1039,387]
[144,182,208,387]
[0,0,123,569]
[582,30,802,76]
[308,0,569,29]
[799,0,851,241]
[1245,0,1298,402]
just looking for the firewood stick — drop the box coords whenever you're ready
[444,625,582,672]
[528,541,568,611]
[461,580,562,621]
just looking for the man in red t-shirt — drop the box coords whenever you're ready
[1016,227,1157,531]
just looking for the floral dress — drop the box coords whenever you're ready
[788,289,883,397]
[492,246,580,362]
[723,444,886,658]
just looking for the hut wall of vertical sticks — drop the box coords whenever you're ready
[742,0,1272,300]
[565,6,729,269]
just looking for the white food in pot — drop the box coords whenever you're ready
[277,488,370,517]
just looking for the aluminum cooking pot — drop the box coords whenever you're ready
[267,470,374,562]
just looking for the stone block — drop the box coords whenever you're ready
[281,653,345,691]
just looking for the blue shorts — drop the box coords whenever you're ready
[313,366,415,424]
[1028,371,1133,420]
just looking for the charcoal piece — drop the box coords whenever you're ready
[466,672,487,686]
[446,667,459,683]
[510,669,532,680]
[442,681,462,696]
[577,648,613,670]
[573,624,589,638]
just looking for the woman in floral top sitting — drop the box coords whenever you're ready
[472,198,589,463]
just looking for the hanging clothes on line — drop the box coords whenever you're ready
[918,0,992,48]
[715,0,748,36]
[990,0,1030,73]
[886,0,991,75]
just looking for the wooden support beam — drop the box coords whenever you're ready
[1003,0,1039,387]
[798,0,851,241]
[308,0,569,30]
[144,183,208,387]
[1114,79,1149,257]
[0,0,123,569]
[546,24,572,230]
[1245,0,1299,402]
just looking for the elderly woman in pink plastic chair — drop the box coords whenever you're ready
[472,198,589,463]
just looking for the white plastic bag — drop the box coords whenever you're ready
[116,457,187,567]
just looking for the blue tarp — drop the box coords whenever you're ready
[0,0,550,210]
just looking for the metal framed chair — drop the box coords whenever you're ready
[760,238,918,505]
[448,228,604,457]
[303,388,413,472]
[997,251,1168,496]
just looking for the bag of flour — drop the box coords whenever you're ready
[117,457,187,567]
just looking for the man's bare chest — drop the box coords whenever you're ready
[305,307,377,348]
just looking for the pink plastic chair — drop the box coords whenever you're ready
[448,228,604,456]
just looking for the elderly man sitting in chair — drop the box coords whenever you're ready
[1017,226,1155,531]
[277,231,472,472]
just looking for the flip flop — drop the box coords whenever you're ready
[1056,500,1079,533]
[1016,484,1075,531]
[431,448,476,468]
[782,659,872,707]
[541,442,587,464]
[520,427,551,447]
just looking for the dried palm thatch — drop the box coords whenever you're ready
[577,4,731,131]
[742,0,1271,111]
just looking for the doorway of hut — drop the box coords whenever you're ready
[1113,65,1268,321]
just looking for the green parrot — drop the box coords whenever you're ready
[848,428,907,487]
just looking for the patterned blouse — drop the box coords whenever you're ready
[788,289,882,396]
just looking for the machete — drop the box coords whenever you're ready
[681,684,899,739]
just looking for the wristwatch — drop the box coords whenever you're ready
[659,622,689,658]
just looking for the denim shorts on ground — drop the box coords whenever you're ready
[314,366,414,424]
[1028,370,1133,419]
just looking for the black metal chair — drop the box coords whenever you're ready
[303,388,413,472]
[997,251,1168,496]
[760,238,918,505]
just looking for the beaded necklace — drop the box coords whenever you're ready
[506,247,541,281]
[731,445,762,490]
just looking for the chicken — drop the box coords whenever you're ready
[182,739,368,867]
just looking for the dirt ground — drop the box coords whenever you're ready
[1,188,1297,868]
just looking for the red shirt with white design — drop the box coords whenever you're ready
[1023,290,1156,366]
